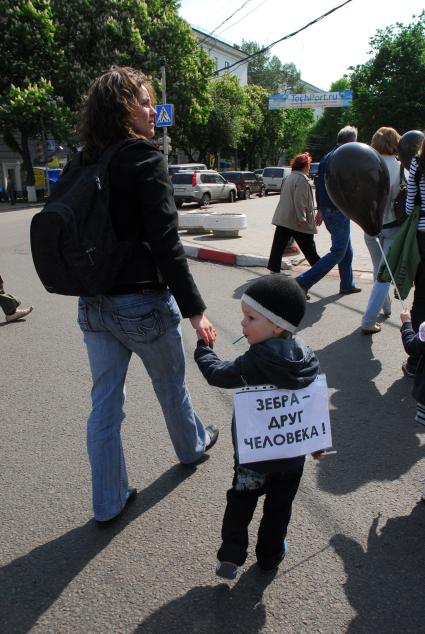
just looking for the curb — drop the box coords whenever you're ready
[182,241,374,282]
[182,242,292,270]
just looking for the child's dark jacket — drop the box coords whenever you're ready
[195,336,320,473]
[401,322,425,403]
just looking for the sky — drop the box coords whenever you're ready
[178,0,424,90]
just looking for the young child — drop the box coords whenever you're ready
[194,275,322,580]
[400,309,425,427]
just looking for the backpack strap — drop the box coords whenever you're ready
[97,138,135,167]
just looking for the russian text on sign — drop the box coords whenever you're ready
[233,375,332,463]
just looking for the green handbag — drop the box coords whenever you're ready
[377,206,421,300]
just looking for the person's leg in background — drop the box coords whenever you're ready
[363,232,391,316]
[292,230,321,266]
[362,228,399,331]
[267,226,294,273]
[297,210,355,291]
[0,274,33,322]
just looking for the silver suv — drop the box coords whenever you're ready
[172,170,237,207]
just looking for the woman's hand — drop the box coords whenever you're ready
[189,314,216,345]
[315,209,323,226]
[296,217,309,229]
[400,308,411,323]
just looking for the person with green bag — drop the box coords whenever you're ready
[377,205,420,300]
[379,137,425,377]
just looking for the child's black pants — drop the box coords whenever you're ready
[217,461,304,568]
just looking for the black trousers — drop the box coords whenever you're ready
[217,462,304,568]
[268,225,320,273]
[408,232,425,371]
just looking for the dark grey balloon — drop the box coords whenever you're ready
[325,142,390,236]
[398,130,424,171]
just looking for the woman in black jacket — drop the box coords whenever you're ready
[78,67,218,523]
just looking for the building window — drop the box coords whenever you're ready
[224,61,230,74]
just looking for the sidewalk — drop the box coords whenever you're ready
[0,200,42,213]
[179,195,374,282]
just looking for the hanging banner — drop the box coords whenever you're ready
[269,90,352,110]
[234,374,332,464]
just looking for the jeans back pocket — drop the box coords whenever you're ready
[114,310,165,344]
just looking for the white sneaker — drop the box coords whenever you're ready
[6,306,33,323]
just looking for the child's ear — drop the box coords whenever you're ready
[273,325,284,337]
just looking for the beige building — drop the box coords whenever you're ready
[192,27,248,86]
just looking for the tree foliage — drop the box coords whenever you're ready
[0,0,213,187]
[306,77,353,160]
[350,11,425,141]
[0,0,70,185]
[177,75,245,163]
[240,40,303,94]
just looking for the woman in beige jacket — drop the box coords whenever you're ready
[267,152,320,273]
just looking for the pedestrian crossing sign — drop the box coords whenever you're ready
[155,104,174,127]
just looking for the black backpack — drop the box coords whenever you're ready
[30,140,131,296]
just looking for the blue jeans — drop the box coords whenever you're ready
[78,290,208,521]
[362,226,400,328]
[297,209,354,291]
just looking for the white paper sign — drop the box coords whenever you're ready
[234,374,332,464]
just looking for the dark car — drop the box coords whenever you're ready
[309,162,320,185]
[221,171,265,199]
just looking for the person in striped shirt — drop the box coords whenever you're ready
[402,139,425,378]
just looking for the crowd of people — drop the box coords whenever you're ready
[3,65,425,585]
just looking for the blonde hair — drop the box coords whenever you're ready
[371,127,400,155]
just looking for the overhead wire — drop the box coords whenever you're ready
[211,0,353,77]
[199,0,256,46]
[216,0,271,37]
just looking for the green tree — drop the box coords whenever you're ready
[52,0,214,144]
[179,75,245,164]
[0,0,71,186]
[306,77,353,160]
[240,40,303,94]
[238,86,314,168]
[350,11,425,140]
[0,0,213,187]
[0,81,73,185]
[283,109,314,162]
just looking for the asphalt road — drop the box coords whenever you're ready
[1,207,425,633]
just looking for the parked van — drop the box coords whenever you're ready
[262,166,292,195]
[168,163,207,177]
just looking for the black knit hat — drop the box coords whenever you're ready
[242,276,306,333]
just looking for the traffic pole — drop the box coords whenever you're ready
[160,61,169,164]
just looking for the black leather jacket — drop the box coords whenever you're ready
[106,139,205,318]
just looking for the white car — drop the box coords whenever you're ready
[262,166,292,195]
[172,170,237,207]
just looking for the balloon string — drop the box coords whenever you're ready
[376,239,406,311]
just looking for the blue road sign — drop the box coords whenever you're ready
[155,103,174,127]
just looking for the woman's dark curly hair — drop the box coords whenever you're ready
[79,66,155,160]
